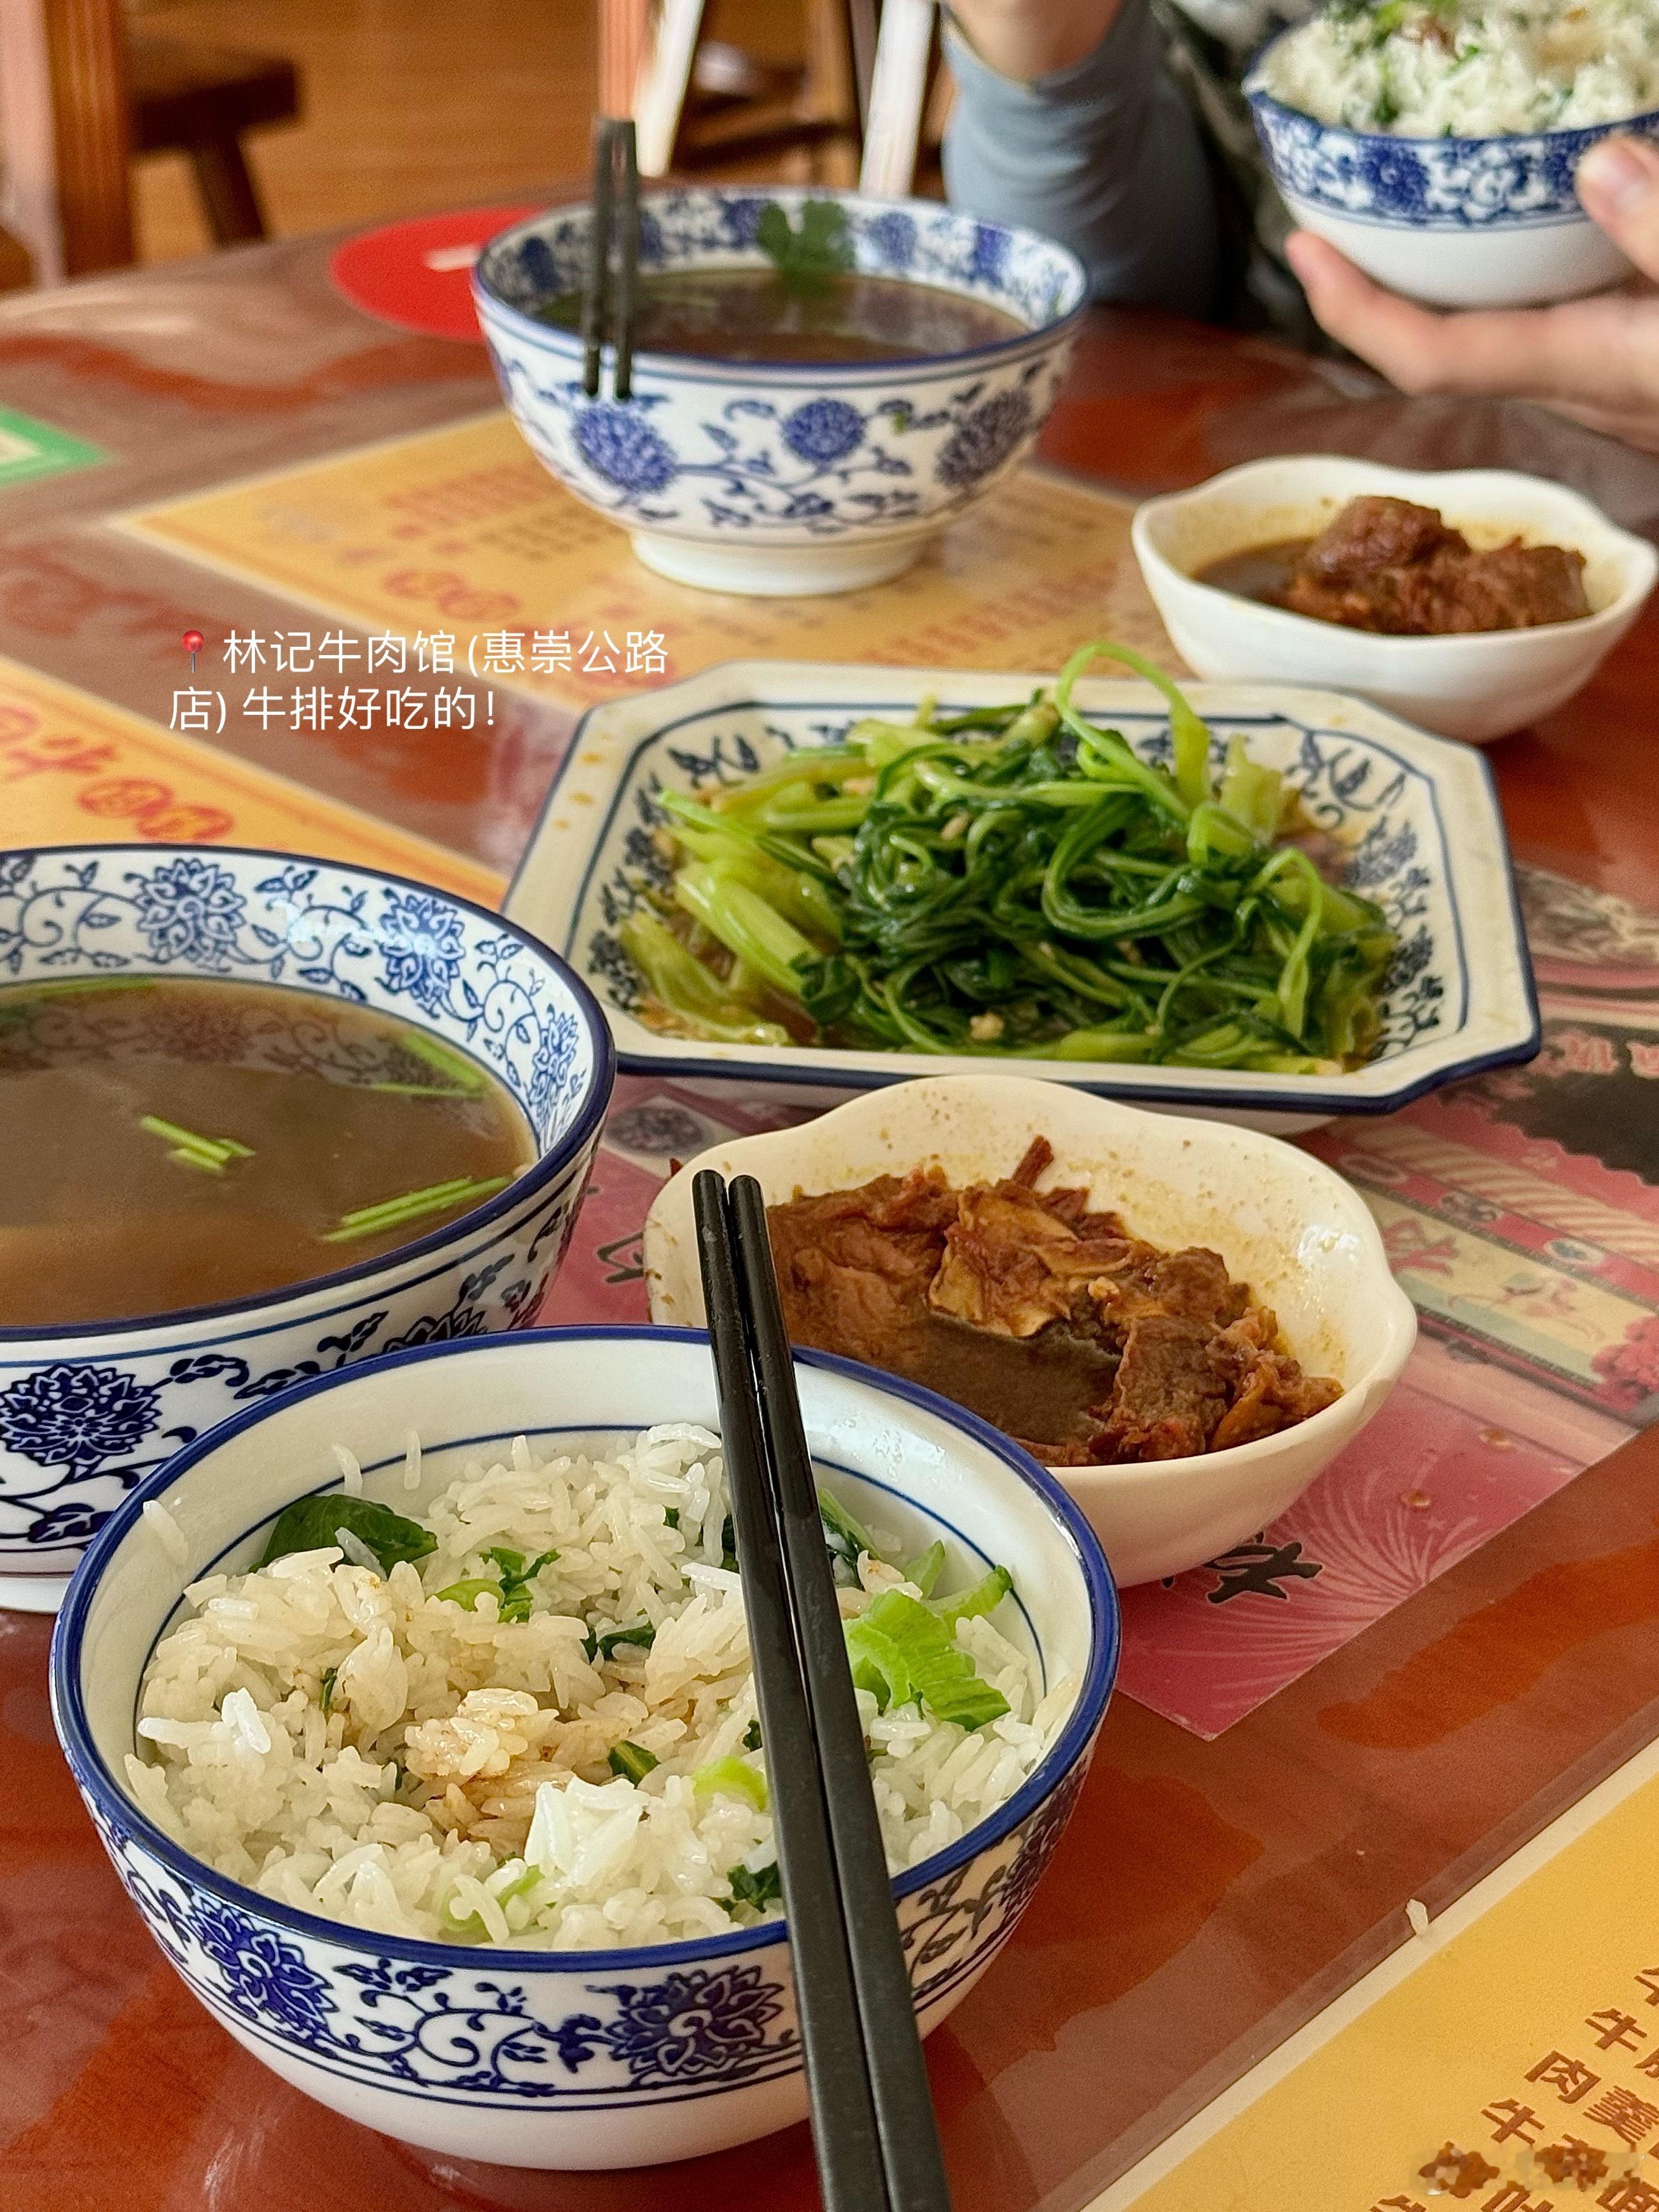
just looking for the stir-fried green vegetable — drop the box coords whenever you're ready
[621,642,1397,1072]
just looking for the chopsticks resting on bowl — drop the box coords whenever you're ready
[582,114,640,401]
[693,1170,955,2212]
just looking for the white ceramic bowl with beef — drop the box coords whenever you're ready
[1133,455,1658,743]
[643,1077,1417,1587]
[50,1325,1116,2168]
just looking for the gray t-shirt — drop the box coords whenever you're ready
[942,0,1315,329]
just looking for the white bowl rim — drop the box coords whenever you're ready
[49,1322,1120,1977]
[1243,27,1659,151]
[0,841,617,1344]
[644,1075,1419,1490]
[1134,457,1659,654]
[502,656,1544,1116]
[471,183,1092,379]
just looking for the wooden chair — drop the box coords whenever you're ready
[127,34,299,247]
[0,0,299,286]
[632,0,945,193]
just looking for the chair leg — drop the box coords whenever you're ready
[802,0,858,186]
[186,131,266,244]
[859,0,934,197]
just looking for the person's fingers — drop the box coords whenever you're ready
[1285,230,1659,414]
[1576,135,1659,282]
[1284,233,1555,398]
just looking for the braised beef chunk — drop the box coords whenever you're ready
[766,1151,1342,1467]
[1099,1316,1228,1461]
[1298,494,1452,583]
[930,1182,1090,1338]
[765,1169,955,1369]
[1282,494,1590,637]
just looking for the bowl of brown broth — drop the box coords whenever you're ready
[473,187,1088,598]
[0,845,613,1605]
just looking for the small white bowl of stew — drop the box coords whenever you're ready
[1132,454,1657,742]
[473,186,1087,597]
[0,845,613,1607]
[642,1074,1415,1587]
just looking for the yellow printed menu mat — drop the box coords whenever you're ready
[1095,1739,1659,2211]
[116,411,1170,710]
[0,658,504,904]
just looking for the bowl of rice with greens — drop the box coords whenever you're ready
[1247,1,1659,307]
[50,1325,1115,2171]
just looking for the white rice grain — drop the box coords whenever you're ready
[1255,1,1659,137]
[142,1499,188,1568]
[129,1424,1074,1950]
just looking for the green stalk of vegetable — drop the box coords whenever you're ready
[694,1756,768,1809]
[609,1741,659,1783]
[673,862,821,1000]
[620,913,791,1046]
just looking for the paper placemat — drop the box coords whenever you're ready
[0,658,503,905]
[0,404,107,492]
[115,410,1170,710]
[1091,1731,1659,2210]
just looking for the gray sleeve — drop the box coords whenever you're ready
[941,2,1219,318]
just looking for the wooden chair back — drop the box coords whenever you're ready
[630,0,940,194]
[0,0,132,284]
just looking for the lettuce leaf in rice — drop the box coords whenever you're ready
[845,1591,1011,1731]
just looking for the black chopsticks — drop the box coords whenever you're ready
[693,1170,955,2212]
[581,114,640,400]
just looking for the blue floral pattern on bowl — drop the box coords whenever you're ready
[503,663,1539,1131]
[0,847,613,1587]
[1245,78,1659,230]
[471,188,1086,591]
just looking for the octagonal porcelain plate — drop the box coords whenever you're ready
[504,661,1539,1133]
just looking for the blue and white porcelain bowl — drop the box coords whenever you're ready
[0,846,613,1606]
[472,186,1088,597]
[1246,46,1659,308]
[50,1325,1116,2170]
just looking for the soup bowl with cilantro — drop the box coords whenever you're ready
[0,844,613,1609]
[473,186,1088,597]
[51,1325,1116,2167]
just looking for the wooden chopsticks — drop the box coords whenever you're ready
[581,114,640,401]
[693,1170,955,2212]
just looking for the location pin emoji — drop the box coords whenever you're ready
[183,628,204,674]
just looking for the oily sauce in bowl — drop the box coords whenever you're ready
[0,977,535,1329]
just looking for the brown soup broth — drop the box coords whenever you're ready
[0,977,536,1329]
[1193,539,1313,608]
[533,267,1029,364]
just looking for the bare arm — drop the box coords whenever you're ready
[943,0,1126,79]
[941,0,1219,316]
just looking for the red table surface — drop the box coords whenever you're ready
[4,222,1659,2212]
